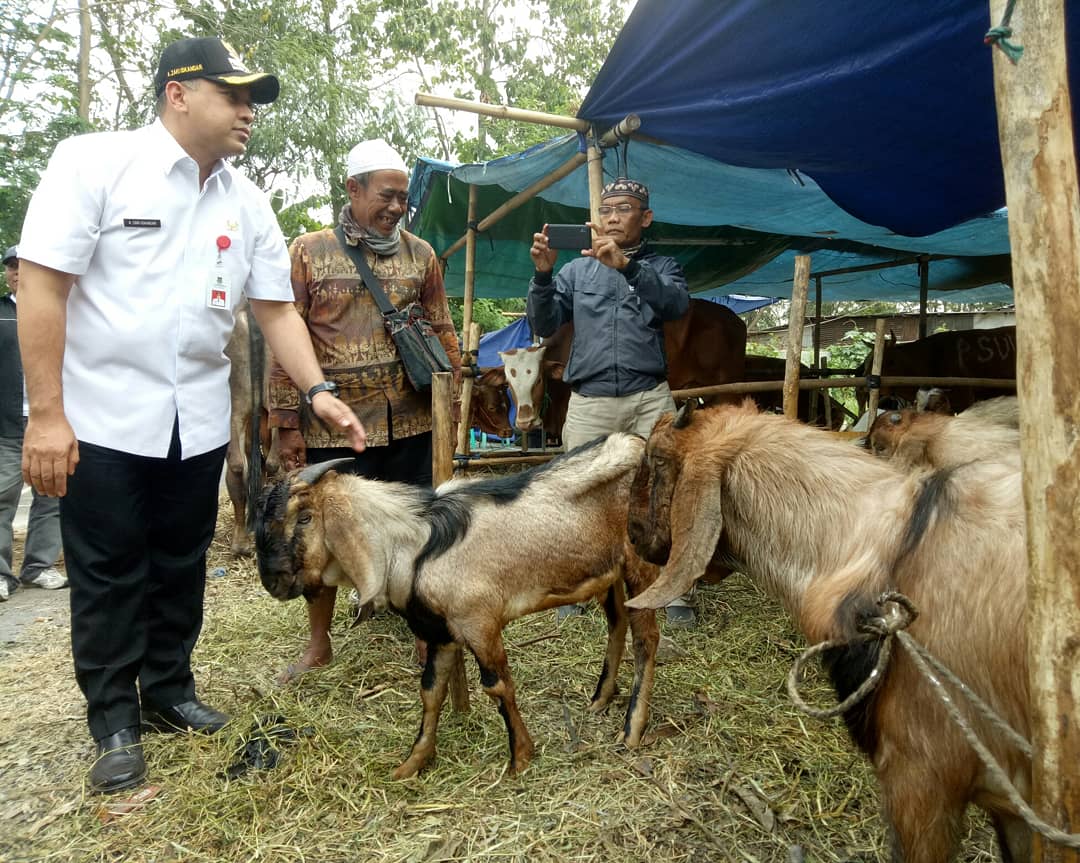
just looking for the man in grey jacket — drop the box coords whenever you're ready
[526,178,696,626]
[0,246,65,601]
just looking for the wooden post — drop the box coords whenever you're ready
[456,322,481,455]
[810,276,822,424]
[918,257,930,340]
[991,1,1080,858]
[866,318,887,424]
[431,371,470,713]
[782,256,811,419]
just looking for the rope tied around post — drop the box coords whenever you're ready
[984,0,1024,64]
[788,590,1080,850]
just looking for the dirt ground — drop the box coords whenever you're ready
[0,537,70,649]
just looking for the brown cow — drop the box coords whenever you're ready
[223,302,282,555]
[860,326,1016,413]
[473,299,747,442]
[743,355,848,429]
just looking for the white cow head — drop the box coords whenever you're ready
[498,344,548,431]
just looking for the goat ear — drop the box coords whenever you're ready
[322,502,387,606]
[626,458,724,610]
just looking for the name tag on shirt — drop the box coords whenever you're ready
[206,264,231,310]
[123,218,162,228]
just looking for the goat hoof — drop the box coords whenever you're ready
[587,697,611,713]
[391,760,423,781]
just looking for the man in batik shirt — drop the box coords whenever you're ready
[268,138,460,683]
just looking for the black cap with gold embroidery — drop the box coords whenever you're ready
[154,37,279,104]
[601,177,649,207]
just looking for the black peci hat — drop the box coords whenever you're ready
[154,37,279,104]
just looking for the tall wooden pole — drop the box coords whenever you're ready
[991,2,1080,859]
[461,184,479,352]
[782,256,811,419]
[431,371,470,712]
[456,322,481,455]
[587,126,604,225]
[810,276,822,424]
[918,258,929,339]
[865,318,887,423]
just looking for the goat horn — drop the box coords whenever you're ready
[296,457,356,486]
[673,398,697,429]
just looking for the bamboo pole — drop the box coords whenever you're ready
[671,375,1015,401]
[865,319,887,421]
[587,126,604,225]
[431,371,470,713]
[456,322,481,455]
[782,256,811,419]
[598,113,641,147]
[440,152,588,261]
[461,185,478,343]
[415,92,589,131]
[991,1,1080,857]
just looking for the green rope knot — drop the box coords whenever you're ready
[985,0,1024,64]
[984,25,1024,64]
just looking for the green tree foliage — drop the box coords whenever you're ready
[1,1,627,241]
[388,0,627,161]
[0,7,90,245]
[448,297,515,335]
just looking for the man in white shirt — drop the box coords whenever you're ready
[17,37,366,794]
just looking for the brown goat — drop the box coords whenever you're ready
[256,433,661,779]
[625,402,1030,863]
[866,398,1020,471]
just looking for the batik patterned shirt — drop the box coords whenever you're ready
[268,227,460,448]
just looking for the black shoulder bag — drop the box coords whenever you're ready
[335,226,452,392]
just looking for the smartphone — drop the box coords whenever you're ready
[545,224,592,250]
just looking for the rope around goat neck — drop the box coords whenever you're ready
[787,591,1080,851]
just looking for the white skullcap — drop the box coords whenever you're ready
[346,139,408,179]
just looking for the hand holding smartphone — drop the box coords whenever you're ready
[544,224,592,250]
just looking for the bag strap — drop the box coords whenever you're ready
[334,225,396,315]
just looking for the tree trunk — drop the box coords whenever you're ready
[77,0,90,122]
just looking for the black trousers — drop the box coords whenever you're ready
[61,422,227,740]
[307,430,433,487]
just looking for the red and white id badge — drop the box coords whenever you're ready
[206,263,231,309]
[206,233,233,310]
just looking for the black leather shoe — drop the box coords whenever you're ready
[89,727,146,794]
[142,699,229,734]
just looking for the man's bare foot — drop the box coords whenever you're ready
[275,650,331,686]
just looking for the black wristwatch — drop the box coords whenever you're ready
[305,381,340,404]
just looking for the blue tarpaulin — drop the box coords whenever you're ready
[578,0,1080,237]
[409,143,1012,303]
